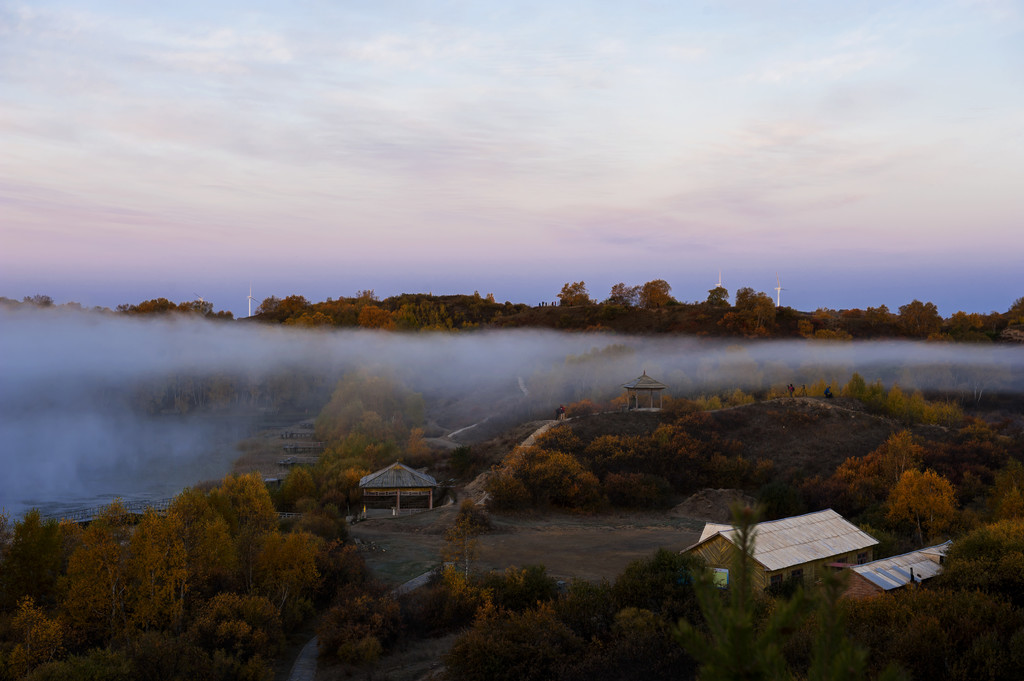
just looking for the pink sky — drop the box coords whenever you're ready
[2,1,1022,316]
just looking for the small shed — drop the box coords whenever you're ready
[844,541,952,599]
[683,509,879,591]
[623,371,667,410]
[359,462,438,517]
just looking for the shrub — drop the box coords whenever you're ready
[187,593,284,663]
[401,567,492,637]
[317,584,401,664]
[444,604,583,681]
[603,473,672,509]
[612,549,702,623]
[554,579,617,640]
[480,565,559,612]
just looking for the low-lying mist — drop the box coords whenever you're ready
[2,307,1022,516]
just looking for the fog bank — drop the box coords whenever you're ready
[2,307,1021,515]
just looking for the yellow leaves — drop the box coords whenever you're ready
[557,281,592,306]
[887,469,958,543]
[128,510,188,633]
[7,596,65,678]
[255,531,321,612]
[209,473,278,536]
[357,304,395,329]
[639,280,673,309]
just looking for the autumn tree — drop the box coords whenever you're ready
[357,304,395,329]
[990,460,1024,520]
[607,282,640,307]
[639,279,673,309]
[208,473,279,592]
[719,287,776,336]
[0,510,63,609]
[937,518,1024,607]
[897,300,941,337]
[443,500,488,576]
[127,510,188,634]
[886,469,957,544]
[165,488,237,599]
[705,286,729,307]
[5,596,65,678]
[62,502,134,645]
[255,530,320,626]
[557,281,592,306]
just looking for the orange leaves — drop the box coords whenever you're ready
[887,469,958,544]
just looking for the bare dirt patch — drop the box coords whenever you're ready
[349,509,704,585]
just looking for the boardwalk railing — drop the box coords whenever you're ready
[43,498,305,524]
[41,497,175,524]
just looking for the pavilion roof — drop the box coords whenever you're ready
[360,462,438,489]
[622,371,667,390]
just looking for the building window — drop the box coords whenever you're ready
[790,568,803,582]
[770,574,783,588]
[857,552,869,565]
[712,568,729,589]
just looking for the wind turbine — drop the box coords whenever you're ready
[247,284,256,318]
[774,273,787,308]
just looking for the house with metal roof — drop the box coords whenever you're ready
[844,541,952,599]
[623,371,668,410]
[683,508,879,590]
[359,462,438,518]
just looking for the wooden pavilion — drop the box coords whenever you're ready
[623,371,668,410]
[359,462,438,518]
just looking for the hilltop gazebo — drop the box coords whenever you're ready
[359,462,438,518]
[623,371,667,410]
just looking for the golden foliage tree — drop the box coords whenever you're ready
[6,596,65,678]
[639,279,673,309]
[887,469,958,544]
[357,304,395,329]
[127,510,188,634]
[557,281,592,306]
[63,502,133,645]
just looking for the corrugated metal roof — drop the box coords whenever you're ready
[699,509,879,572]
[622,371,668,390]
[851,541,951,591]
[360,462,438,489]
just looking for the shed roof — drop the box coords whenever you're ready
[692,509,878,572]
[360,462,438,489]
[851,541,952,591]
[622,371,667,390]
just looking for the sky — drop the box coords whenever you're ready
[2,0,1022,317]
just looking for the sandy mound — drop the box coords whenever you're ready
[671,488,756,523]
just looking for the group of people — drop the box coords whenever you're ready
[787,382,831,398]
[786,383,808,397]
[555,404,566,420]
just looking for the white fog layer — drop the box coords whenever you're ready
[2,308,1022,515]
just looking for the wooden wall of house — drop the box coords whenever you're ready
[688,538,874,591]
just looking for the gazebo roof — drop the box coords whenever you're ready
[360,462,438,489]
[622,371,667,390]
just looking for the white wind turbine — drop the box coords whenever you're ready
[774,273,787,307]
[247,284,256,318]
